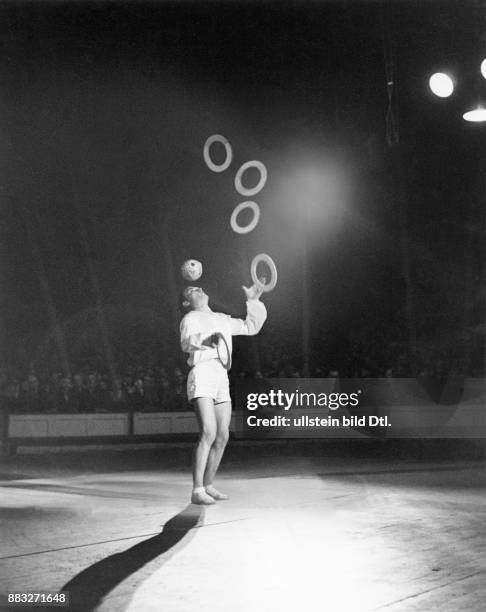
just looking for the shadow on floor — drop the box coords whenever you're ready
[60,504,203,611]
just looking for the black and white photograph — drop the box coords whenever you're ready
[1,1,485,610]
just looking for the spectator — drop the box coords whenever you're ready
[2,378,20,413]
[97,379,112,412]
[21,374,40,412]
[129,378,145,411]
[111,376,127,410]
[84,373,99,413]
[155,375,172,411]
[143,375,158,409]
[56,376,75,413]
[71,373,87,412]
[39,379,56,413]
[172,368,187,411]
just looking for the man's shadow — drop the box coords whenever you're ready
[61,504,204,611]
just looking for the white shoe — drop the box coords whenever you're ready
[205,485,229,501]
[191,489,216,505]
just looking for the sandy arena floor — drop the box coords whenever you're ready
[0,440,485,611]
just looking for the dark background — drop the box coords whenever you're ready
[1,0,485,377]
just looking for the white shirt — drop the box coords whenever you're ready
[180,299,267,367]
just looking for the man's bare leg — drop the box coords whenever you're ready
[192,397,217,505]
[204,401,231,500]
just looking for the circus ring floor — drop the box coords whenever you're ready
[1,440,485,612]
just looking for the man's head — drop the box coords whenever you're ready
[182,286,209,311]
[86,374,97,390]
[27,374,39,393]
[73,373,84,389]
[60,376,72,392]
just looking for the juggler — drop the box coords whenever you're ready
[180,282,267,505]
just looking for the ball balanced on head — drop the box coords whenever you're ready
[181,259,203,282]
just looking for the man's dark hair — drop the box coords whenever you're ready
[180,287,193,310]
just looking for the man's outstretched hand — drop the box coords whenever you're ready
[242,277,267,301]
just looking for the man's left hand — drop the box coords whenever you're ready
[242,277,266,300]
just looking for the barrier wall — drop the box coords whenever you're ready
[133,412,199,435]
[8,413,130,438]
[6,411,239,439]
[6,405,486,442]
[4,379,486,448]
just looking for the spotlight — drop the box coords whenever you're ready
[462,105,486,122]
[429,72,454,98]
[481,59,486,79]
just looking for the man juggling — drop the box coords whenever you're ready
[180,281,267,505]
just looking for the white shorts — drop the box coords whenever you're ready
[187,359,231,404]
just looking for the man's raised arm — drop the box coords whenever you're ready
[228,283,267,336]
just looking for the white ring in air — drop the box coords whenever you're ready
[203,134,233,173]
[230,201,261,234]
[250,253,278,292]
[234,160,267,196]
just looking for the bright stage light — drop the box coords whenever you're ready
[429,72,454,97]
[481,59,486,79]
[462,105,486,122]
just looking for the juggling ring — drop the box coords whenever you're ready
[230,201,261,234]
[235,160,267,196]
[203,134,233,173]
[216,334,231,370]
[251,253,278,292]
